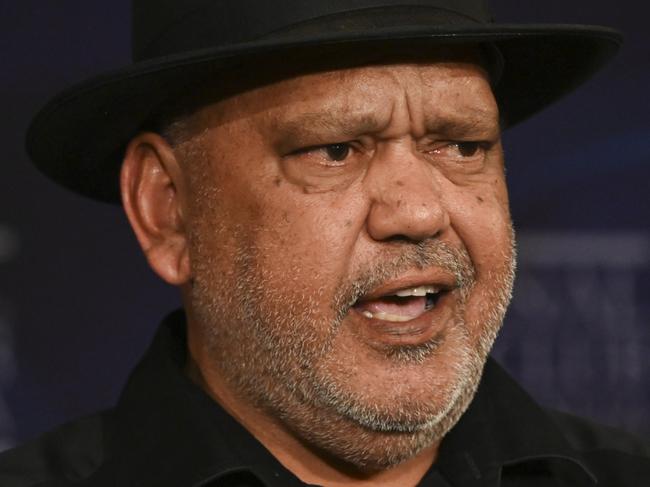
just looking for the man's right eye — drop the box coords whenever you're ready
[291,142,354,166]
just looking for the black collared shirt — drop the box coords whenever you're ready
[1,310,649,486]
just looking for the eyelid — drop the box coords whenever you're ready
[426,140,487,153]
[287,140,365,157]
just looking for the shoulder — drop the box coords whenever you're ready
[0,412,111,487]
[549,410,650,484]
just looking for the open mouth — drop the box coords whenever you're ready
[353,285,445,323]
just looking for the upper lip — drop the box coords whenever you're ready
[357,271,457,302]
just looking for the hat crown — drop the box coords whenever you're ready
[132,0,492,61]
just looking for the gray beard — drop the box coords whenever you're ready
[190,235,516,470]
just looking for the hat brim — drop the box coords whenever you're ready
[26,24,622,203]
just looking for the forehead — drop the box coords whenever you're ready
[202,61,495,130]
[168,46,499,143]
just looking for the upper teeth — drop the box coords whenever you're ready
[393,285,439,297]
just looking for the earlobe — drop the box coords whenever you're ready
[121,132,191,285]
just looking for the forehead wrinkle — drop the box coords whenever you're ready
[200,62,498,149]
[270,111,386,141]
[422,105,499,137]
[414,62,499,136]
[426,114,495,136]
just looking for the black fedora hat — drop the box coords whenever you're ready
[26,0,622,203]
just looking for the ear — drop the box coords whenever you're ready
[120,132,191,285]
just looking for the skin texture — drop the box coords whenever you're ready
[121,53,516,487]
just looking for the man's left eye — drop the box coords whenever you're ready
[455,141,482,157]
[428,141,486,160]
[322,143,351,162]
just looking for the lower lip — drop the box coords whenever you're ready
[350,291,454,348]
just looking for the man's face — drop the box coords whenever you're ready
[179,54,515,469]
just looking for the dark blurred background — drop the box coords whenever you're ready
[0,1,648,449]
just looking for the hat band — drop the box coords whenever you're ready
[135,0,491,61]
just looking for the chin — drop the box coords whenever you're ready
[289,367,481,472]
[316,427,441,472]
[282,332,487,470]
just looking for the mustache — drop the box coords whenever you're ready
[333,240,476,318]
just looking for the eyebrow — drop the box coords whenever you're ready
[272,112,384,141]
[425,108,500,137]
[271,106,499,145]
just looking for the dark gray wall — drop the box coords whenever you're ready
[1,1,648,448]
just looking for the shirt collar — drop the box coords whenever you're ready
[105,310,304,487]
[436,358,598,486]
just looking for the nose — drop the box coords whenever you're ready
[365,146,450,242]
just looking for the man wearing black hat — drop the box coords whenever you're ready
[2,1,649,486]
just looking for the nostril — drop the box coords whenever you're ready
[379,229,444,245]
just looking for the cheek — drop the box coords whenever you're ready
[447,180,514,340]
[262,191,368,283]
[218,163,370,301]
[185,141,270,279]
[448,174,511,259]
[446,179,513,304]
